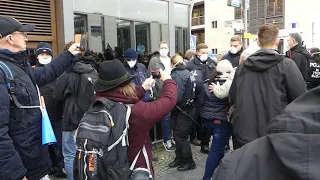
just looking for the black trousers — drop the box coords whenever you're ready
[49,119,64,169]
[196,115,211,146]
[172,108,195,163]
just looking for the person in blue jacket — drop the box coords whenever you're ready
[124,48,152,102]
[0,16,80,180]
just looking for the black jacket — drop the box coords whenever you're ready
[306,57,320,90]
[0,50,74,180]
[171,65,195,107]
[201,79,229,121]
[222,48,243,67]
[286,45,311,81]
[230,49,306,146]
[213,86,320,180]
[54,62,98,131]
[186,56,216,115]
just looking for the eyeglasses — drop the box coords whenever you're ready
[11,32,28,38]
[126,59,136,62]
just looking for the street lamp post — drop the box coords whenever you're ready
[243,0,249,49]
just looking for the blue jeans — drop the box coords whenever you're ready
[203,120,232,180]
[62,131,76,180]
[162,113,172,142]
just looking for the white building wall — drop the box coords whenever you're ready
[204,0,235,54]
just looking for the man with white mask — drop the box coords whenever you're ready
[222,35,243,67]
[186,43,217,154]
[148,41,176,152]
[125,48,152,102]
[36,42,53,65]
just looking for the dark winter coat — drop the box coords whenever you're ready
[125,62,152,102]
[230,49,306,146]
[201,80,229,121]
[186,56,216,115]
[306,57,320,90]
[213,86,320,180]
[222,48,243,67]
[0,49,74,180]
[286,44,311,81]
[171,65,195,107]
[54,62,98,131]
[95,80,177,178]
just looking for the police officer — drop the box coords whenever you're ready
[186,43,217,153]
[169,54,196,171]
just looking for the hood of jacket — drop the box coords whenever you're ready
[244,49,283,72]
[172,64,187,72]
[288,44,311,60]
[266,87,320,179]
[70,62,95,74]
[95,87,140,105]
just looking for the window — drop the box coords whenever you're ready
[74,14,88,34]
[212,49,218,54]
[192,5,205,26]
[192,29,205,45]
[212,21,218,28]
[136,22,150,53]
[267,0,284,17]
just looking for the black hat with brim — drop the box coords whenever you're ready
[0,16,35,38]
[93,59,136,92]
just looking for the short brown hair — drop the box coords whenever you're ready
[258,24,279,47]
[185,50,195,60]
[196,43,208,51]
[231,35,242,43]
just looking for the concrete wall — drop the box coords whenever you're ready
[204,0,235,54]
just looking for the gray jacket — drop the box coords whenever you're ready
[148,56,166,98]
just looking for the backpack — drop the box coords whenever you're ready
[74,97,132,180]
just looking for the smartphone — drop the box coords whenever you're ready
[151,70,161,79]
[74,33,88,51]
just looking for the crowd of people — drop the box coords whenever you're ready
[1,15,320,180]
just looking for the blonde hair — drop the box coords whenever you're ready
[171,54,184,67]
[121,83,138,99]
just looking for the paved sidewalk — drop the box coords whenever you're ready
[51,143,208,180]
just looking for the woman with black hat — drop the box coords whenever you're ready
[94,59,178,178]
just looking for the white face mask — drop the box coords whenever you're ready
[39,57,52,65]
[200,54,208,62]
[159,49,169,57]
[127,60,137,68]
[230,47,238,54]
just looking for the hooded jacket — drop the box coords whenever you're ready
[286,44,311,81]
[306,57,320,90]
[213,86,320,180]
[54,62,98,131]
[222,48,243,67]
[0,50,74,180]
[95,80,177,178]
[230,49,306,146]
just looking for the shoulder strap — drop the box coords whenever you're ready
[130,145,152,178]
[0,61,15,93]
[107,103,131,151]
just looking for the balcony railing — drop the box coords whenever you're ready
[192,16,205,26]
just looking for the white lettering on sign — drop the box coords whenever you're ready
[310,63,320,68]
[311,69,320,78]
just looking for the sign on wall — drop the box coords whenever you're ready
[190,35,197,50]
[227,0,241,7]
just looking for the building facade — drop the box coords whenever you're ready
[191,0,235,54]
[63,0,190,55]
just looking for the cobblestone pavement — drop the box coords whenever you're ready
[50,143,208,180]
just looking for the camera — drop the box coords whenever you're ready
[151,70,161,79]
